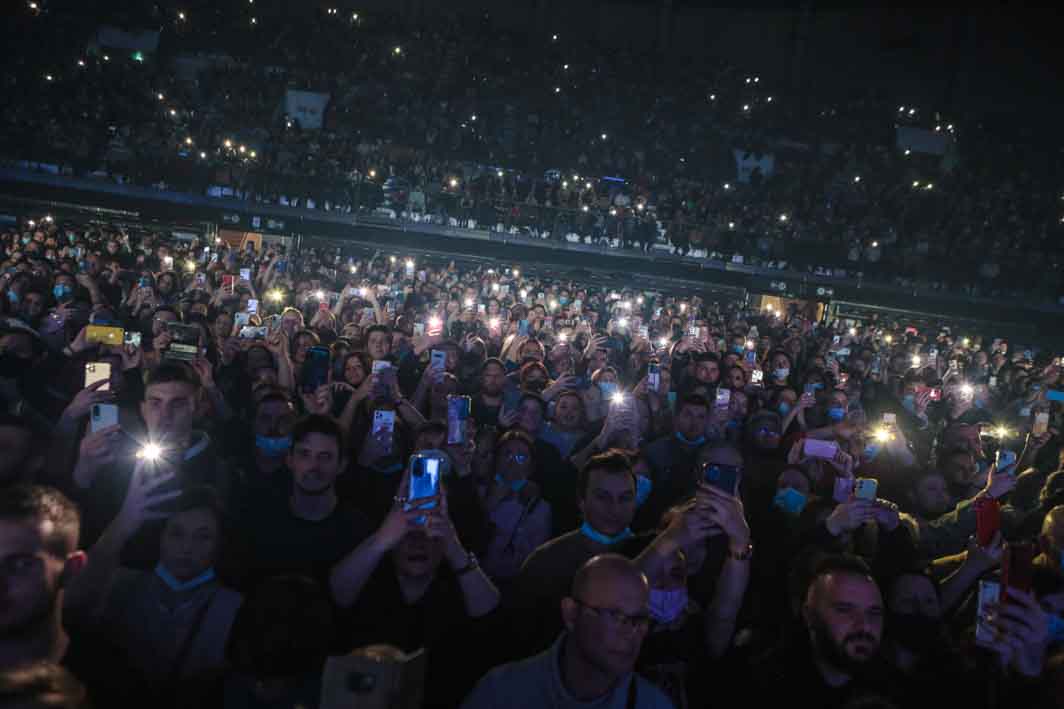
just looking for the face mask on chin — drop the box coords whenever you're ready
[648,586,689,625]
[255,434,292,458]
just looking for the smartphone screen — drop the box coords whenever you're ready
[853,477,878,501]
[300,346,331,392]
[702,462,739,494]
[803,439,838,460]
[90,403,119,433]
[647,362,660,392]
[407,455,441,523]
[84,362,111,392]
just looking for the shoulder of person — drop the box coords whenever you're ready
[634,675,675,708]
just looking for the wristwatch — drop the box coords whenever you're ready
[453,551,480,576]
[726,542,754,562]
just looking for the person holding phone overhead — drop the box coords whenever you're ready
[329,453,500,706]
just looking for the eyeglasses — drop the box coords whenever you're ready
[571,598,650,632]
[506,452,529,464]
[699,462,743,478]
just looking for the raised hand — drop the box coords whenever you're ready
[114,459,182,534]
[62,379,114,422]
[824,499,878,536]
[698,483,751,549]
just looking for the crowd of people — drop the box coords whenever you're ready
[2,4,1063,302]
[1,213,1063,708]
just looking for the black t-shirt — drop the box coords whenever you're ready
[232,494,371,590]
[338,560,467,654]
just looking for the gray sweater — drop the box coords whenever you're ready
[461,634,674,709]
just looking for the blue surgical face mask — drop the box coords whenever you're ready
[598,381,618,399]
[155,563,215,593]
[773,368,790,381]
[778,402,792,417]
[675,431,706,446]
[773,487,807,517]
[973,398,986,410]
[255,434,292,457]
[580,521,633,546]
[648,586,689,625]
[494,473,528,493]
[828,406,846,422]
[559,296,569,305]
[21,237,31,245]
[53,284,73,302]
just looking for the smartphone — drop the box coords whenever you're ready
[750,369,764,385]
[86,324,124,347]
[975,580,1001,644]
[1046,390,1064,402]
[518,319,529,337]
[372,360,391,375]
[929,387,942,401]
[406,453,443,520]
[714,387,731,410]
[195,272,206,287]
[123,331,141,349]
[975,496,1001,547]
[853,477,879,501]
[744,350,757,366]
[995,449,1017,473]
[247,299,259,314]
[882,413,897,426]
[234,312,250,329]
[1002,542,1036,596]
[701,462,740,495]
[239,268,251,281]
[164,323,200,362]
[162,256,174,271]
[221,275,236,295]
[833,477,855,504]
[413,322,426,337]
[688,325,701,339]
[372,409,396,438]
[430,349,446,372]
[89,403,119,433]
[84,362,111,392]
[447,395,471,445]
[647,362,661,392]
[1033,412,1050,436]
[300,346,331,393]
[803,439,839,460]
[239,326,267,339]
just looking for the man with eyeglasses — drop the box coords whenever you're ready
[463,554,673,708]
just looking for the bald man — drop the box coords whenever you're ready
[1037,505,1064,571]
[462,554,673,708]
